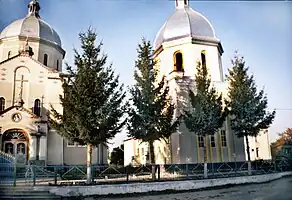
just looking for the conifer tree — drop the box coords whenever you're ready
[226,54,276,162]
[50,28,127,184]
[127,39,180,167]
[184,62,225,178]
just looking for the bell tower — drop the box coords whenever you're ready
[176,0,189,9]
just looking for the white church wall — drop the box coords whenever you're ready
[123,138,136,166]
[158,38,223,83]
[63,142,98,165]
[171,132,180,164]
[47,130,63,165]
[247,130,271,161]
[0,37,21,62]
[38,42,64,70]
[29,136,37,160]
[177,123,199,164]
[39,137,46,161]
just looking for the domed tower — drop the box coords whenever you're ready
[153,0,227,164]
[154,0,223,82]
[0,0,65,71]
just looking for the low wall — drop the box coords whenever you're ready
[44,172,292,197]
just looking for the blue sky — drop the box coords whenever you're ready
[0,0,291,148]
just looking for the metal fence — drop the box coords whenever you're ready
[1,159,292,186]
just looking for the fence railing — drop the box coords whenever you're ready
[1,159,292,186]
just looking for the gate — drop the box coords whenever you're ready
[0,151,15,186]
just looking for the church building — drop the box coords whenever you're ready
[124,0,272,166]
[0,0,107,165]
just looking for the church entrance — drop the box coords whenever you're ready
[2,129,29,164]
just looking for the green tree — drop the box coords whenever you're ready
[271,128,292,158]
[184,62,225,178]
[110,145,124,166]
[127,39,180,168]
[50,28,127,184]
[226,54,276,162]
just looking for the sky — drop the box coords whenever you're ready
[0,0,291,150]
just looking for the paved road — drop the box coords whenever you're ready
[94,176,292,200]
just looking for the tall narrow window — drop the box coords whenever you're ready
[33,99,41,116]
[43,54,48,66]
[0,97,5,111]
[198,135,204,148]
[210,135,216,147]
[8,51,11,59]
[220,130,227,147]
[256,147,259,158]
[56,60,59,70]
[201,50,206,67]
[174,51,183,72]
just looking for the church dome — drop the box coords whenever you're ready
[0,0,61,46]
[153,0,217,50]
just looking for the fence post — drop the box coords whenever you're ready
[126,166,129,182]
[54,166,57,185]
[32,165,36,186]
[151,165,156,180]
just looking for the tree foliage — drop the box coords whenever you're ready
[127,38,180,164]
[110,145,124,166]
[271,128,292,157]
[50,28,127,149]
[184,61,225,162]
[226,53,276,161]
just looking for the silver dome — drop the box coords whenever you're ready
[153,7,216,50]
[0,0,61,46]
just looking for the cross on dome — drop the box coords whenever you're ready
[27,0,41,18]
[176,0,189,9]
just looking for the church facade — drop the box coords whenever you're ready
[123,0,272,166]
[0,0,107,166]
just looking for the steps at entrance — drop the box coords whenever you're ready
[0,186,62,200]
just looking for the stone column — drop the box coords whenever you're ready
[39,137,46,161]
[29,136,37,160]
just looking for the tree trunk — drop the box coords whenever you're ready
[203,136,208,178]
[86,144,92,184]
[149,141,156,180]
[167,140,172,164]
[245,136,252,175]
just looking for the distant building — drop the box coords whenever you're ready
[123,0,271,165]
[0,0,107,165]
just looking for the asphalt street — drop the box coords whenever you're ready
[92,176,292,200]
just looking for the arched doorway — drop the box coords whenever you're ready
[2,129,29,164]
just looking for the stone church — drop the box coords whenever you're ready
[124,0,272,166]
[0,0,107,165]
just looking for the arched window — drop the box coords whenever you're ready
[8,51,11,59]
[174,51,183,72]
[201,50,206,67]
[0,97,5,111]
[43,54,48,66]
[56,60,59,70]
[33,99,41,116]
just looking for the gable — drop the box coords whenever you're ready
[0,105,40,124]
[0,55,60,83]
